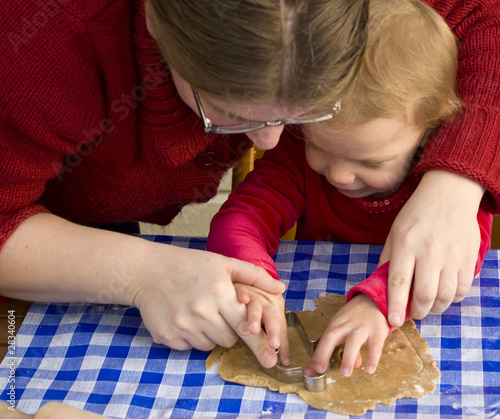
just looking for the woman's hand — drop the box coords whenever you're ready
[130,244,286,368]
[0,213,286,368]
[305,294,389,377]
[381,170,484,327]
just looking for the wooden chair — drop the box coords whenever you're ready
[0,299,31,360]
[232,146,266,190]
[491,216,500,249]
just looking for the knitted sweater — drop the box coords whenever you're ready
[0,0,252,251]
[416,0,500,211]
[207,134,493,327]
[0,0,499,253]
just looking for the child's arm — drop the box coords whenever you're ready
[308,209,492,376]
[305,293,389,377]
[305,266,391,377]
[207,135,307,275]
[207,134,307,361]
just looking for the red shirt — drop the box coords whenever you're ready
[207,135,493,326]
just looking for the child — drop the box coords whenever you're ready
[207,0,493,377]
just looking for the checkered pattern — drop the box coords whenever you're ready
[0,236,499,418]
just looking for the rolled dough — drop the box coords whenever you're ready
[206,292,440,416]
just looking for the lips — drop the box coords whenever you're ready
[335,187,373,198]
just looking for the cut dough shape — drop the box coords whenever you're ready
[206,292,440,416]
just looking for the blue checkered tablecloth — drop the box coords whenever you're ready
[0,236,499,418]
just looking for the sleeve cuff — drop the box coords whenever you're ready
[346,261,410,334]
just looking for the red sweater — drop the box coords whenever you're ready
[0,0,499,252]
[207,135,493,326]
[0,0,252,251]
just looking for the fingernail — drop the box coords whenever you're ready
[280,356,291,367]
[340,368,351,377]
[315,365,326,375]
[303,366,315,377]
[270,338,280,349]
[389,313,402,325]
[261,348,277,368]
[365,366,375,374]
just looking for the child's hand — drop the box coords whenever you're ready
[305,294,389,377]
[234,283,290,365]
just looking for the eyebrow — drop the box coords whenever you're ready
[202,97,251,122]
[305,138,396,164]
[203,94,311,123]
[360,158,393,164]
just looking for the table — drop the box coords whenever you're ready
[0,236,498,418]
[0,300,31,360]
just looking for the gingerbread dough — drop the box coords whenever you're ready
[206,292,440,416]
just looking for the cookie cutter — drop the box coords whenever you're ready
[260,310,329,392]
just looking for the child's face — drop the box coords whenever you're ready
[304,117,426,198]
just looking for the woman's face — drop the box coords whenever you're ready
[170,68,308,151]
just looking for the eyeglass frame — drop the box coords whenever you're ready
[192,88,341,135]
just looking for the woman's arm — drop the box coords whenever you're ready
[363,202,492,329]
[384,0,500,326]
[0,213,285,368]
[382,171,486,326]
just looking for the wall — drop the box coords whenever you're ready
[139,170,232,237]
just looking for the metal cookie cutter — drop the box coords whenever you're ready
[260,310,329,392]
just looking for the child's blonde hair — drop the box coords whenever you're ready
[146,0,369,109]
[306,0,461,135]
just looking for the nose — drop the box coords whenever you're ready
[245,126,284,150]
[326,164,356,187]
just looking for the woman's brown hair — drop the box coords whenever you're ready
[146,0,369,110]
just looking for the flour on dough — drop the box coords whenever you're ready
[206,292,440,416]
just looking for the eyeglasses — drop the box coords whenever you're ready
[192,88,341,135]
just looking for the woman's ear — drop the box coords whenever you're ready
[144,1,157,39]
